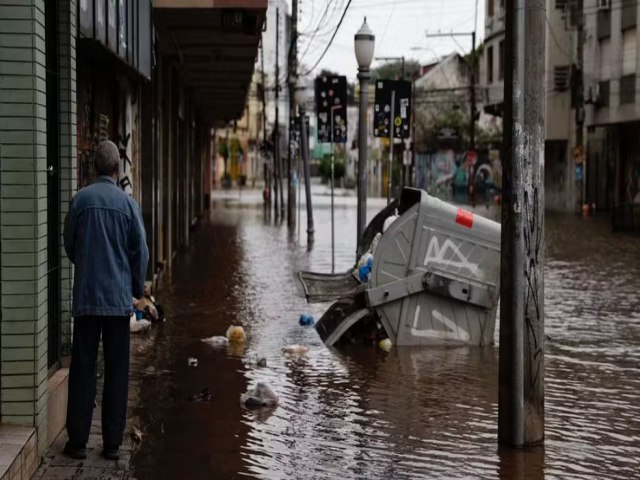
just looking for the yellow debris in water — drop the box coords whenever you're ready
[226,325,246,343]
[378,338,392,352]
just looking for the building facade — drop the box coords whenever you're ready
[584,0,640,230]
[0,1,266,475]
[481,0,577,212]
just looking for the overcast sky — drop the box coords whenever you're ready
[288,0,487,80]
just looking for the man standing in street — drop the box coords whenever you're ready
[63,140,149,461]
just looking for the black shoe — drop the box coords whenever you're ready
[63,441,87,460]
[102,446,120,460]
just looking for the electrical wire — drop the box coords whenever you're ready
[301,0,353,75]
[298,0,338,63]
[378,0,398,47]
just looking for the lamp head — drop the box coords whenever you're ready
[354,17,375,69]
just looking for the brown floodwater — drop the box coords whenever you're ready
[132,190,640,479]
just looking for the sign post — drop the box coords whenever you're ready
[315,75,348,273]
[374,80,412,203]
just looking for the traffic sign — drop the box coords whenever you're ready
[315,75,348,144]
[373,80,412,139]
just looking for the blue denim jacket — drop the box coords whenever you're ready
[63,176,149,317]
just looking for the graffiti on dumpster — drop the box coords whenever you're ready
[423,236,478,275]
[410,305,470,342]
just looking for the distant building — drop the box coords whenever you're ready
[583,0,640,231]
[480,0,575,212]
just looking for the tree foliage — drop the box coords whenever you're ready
[371,59,421,81]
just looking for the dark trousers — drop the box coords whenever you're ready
[66,315,130,448]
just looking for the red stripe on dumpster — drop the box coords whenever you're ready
[456,208,474,228]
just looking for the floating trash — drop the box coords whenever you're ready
[240,383,279,408]
[243,354,267,368]
[281,345,309,355]
[187,357,198,367]
[201,336,229,347]
[378,338,392,352]
[130,426,143,443]
[129,314,151,333]
[188,388,213,402]
[226,325,246,344]
[299,314,315,326]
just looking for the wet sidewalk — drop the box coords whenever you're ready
[33,337,151,479]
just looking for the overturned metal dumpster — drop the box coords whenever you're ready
[297,188,501,347]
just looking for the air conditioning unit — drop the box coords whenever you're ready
[597,0,611,10]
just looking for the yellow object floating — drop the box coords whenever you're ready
[378,338,392,352]
[226,325,246,343]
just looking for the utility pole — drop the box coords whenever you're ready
[574,0,585,214]
[287,0,299,227]
[425,32,477,150]
[275,8,284,220]
[260,41,271,208]
[499,0,546,448]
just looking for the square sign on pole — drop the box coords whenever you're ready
[374,80,412,139]
[315,75,348,144]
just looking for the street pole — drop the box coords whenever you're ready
[470,30,476,151]
[330,106,336,274]
[260,42,270,208]
[575,0,585,214]
[275,9,284,220]
[287,0,299,227]
[274,8,280,218]
[300,104,314,243]
[387,90,396,204]
[356,66,370,256]
[499,0,546,448]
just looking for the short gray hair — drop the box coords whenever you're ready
[94,140,120,176]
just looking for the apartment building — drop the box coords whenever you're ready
[481,0,578,212]
[584,0,640,230]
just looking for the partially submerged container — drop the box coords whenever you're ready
[297,188,501,347]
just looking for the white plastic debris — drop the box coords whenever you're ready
[281,345,309,355]
[130,425,143,443]
[201,336,229,347]
[187,357,198,367]
[370,232,382,256]
[242,354,267,368]
[129,314,151,333]
[240,382,279,407]
[383,213,399,233]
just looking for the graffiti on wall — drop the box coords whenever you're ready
[118,132,132,193]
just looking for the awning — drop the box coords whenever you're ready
[154,0,267,124]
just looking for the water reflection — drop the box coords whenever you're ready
[133,192,640,479]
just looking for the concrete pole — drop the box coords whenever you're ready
[287,0,299,227]
[575,0,585,214]
[274,8,281,218]
[300,106,314,242]
[499,0,546,447]
[356,67,370,257]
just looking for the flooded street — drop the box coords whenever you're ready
[132,190,640,479]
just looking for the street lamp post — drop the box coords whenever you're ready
[294,81,314,243]
[355,18,375,259]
